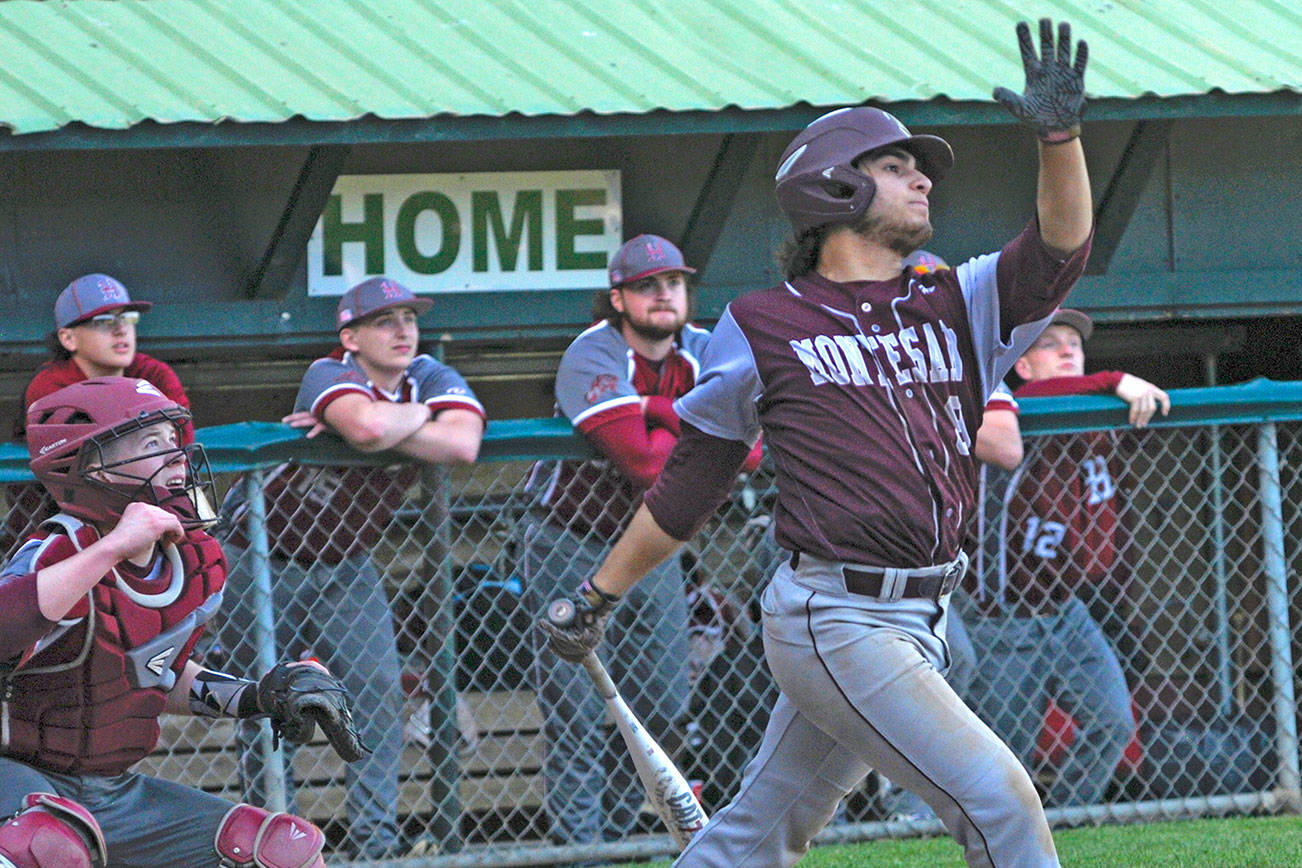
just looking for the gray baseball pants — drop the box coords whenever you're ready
[967,595,1133,807]
[522,517,690,846]
[0,757,233,867]
[675,556,1058,868]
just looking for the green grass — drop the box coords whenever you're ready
[619,815,1302,867]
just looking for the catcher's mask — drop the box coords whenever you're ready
[25,377,217,530]
[775,106,954,235]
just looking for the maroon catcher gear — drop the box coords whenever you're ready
[3,516,226,775]
[774,107,954,235]
[24,377,216,529]
[215,804,325,868]
[0,793,107,868]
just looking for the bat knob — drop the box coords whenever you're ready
[547,598,577,627]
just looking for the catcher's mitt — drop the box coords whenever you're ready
[256,662,370,762]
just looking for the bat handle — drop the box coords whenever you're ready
[547,598,576,627]
[546,598,618,698]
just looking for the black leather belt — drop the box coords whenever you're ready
[790,551,967,601]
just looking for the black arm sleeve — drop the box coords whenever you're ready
[643,422,753,541]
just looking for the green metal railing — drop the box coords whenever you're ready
[3,378,1302,867]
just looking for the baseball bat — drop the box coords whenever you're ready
[547,598,709,850]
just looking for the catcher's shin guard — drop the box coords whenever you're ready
[215,804,325,868]
[0,793,108,868]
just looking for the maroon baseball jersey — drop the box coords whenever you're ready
[532,320,711,538]
[647,221,1091,567]
[0,517,225,775]
[992,371,1126,608]
[222,350,485,563]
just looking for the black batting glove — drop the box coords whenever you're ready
[256,662,371,762]
[538,579,620,663]
[993,18,1089,143]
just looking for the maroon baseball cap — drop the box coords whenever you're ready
[335,277,434,330]
[608,234,696,287]
[1050,308,1094,341]
[55,274,153,329]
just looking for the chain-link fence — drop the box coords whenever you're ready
[3,385,1302,866]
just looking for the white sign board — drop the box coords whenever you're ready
[307,170,622,295]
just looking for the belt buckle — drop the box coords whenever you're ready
[939,558,963,596]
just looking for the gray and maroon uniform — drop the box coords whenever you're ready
[523,320,709,846]
[219,349,484,857]
[643,221,1089,868]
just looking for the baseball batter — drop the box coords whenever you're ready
[540,19,1093,867]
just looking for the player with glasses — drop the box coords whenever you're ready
[82,310,142,331]
[4,274,194,558]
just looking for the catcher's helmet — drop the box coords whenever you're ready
[774,107,954,235]
[25,377,216,529]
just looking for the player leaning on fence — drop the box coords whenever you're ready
[218,278,485,858]
[966,308,1169,809]
[0,377,367,868]
[540,18,1093,868]
[523,235,761,849]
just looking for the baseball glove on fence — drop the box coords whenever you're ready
[257,662,370,762]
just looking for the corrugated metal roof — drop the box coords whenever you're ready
[0,0,1297,137]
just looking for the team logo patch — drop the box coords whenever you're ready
[136,380,165,397]
[585,374,619,405]
[146,647,174,676]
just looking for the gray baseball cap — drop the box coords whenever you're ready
[55,274,153,328]
[335,277,434,330]
[1050,308,1093,341]
[608,234,696,287]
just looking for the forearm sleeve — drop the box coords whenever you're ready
[189,668,264,719]
[644,422,753,541]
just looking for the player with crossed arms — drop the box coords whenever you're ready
[541,19,1092,867]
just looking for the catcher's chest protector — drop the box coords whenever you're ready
[1,516,225,775]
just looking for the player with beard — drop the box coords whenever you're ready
[522,234,759,853]
[540,18,1093,867]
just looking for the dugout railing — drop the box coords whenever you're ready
[3,378,1302,867]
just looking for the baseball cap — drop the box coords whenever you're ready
[1050,308,1094,341]
[55,274,153,329]
[608,234,696,287]
[902,249,949,273]
[335,277,434,330]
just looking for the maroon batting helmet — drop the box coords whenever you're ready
[25,377,215,529]
[774,107,954,235]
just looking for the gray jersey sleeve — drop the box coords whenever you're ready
[409,355,486,416]
[554,323,640,426]
[673,307,762,444]
[294,357,371,415]
[958,255,1055,403]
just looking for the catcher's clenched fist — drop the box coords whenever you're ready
[256,661,371,762]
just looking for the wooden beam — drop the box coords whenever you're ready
[243,145,350,299]
[679,133,763,273]
[1087,120,1170,275]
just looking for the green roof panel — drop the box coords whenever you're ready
[0,0,1297,137]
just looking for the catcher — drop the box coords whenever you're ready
[0,376,367,868]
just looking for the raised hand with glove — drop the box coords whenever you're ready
[993,18,1089,143]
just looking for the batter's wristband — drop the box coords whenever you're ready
[578,579,621,613]
[1039,125,1081,143]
